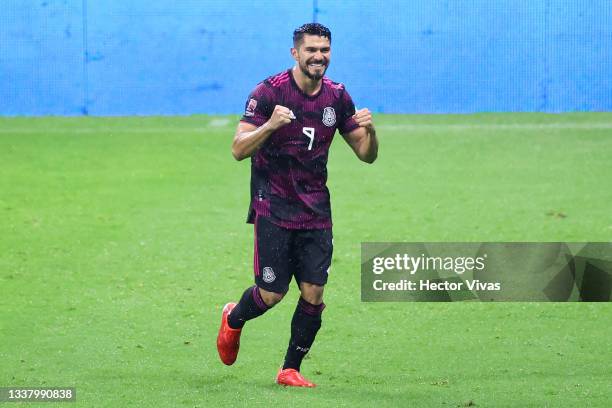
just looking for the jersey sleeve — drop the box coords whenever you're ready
[337,88,360,135]
[240,82,275,127]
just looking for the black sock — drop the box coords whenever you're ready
[282,297,325,371]
[227,285,270,329]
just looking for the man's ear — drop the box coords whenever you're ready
[290,47,299,62]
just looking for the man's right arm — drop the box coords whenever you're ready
[232,105,294,161]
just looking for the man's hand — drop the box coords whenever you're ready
[342,107,378,163]
[267,105,295,131]
[231,105,295,160]
[353,108,375,131]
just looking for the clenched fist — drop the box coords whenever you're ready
[267,105,295,131]
[353,108,374,131]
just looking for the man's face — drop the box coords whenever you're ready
[292,34,331,80]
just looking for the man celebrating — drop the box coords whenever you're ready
[217,23,378,387]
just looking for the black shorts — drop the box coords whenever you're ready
[253,215,333,294]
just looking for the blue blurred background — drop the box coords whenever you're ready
[1,0,611,115]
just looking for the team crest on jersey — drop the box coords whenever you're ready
[262,267,276,283]
[322,107,336,127]
[245,98,257,117]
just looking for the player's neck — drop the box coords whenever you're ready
[291,66,322,96]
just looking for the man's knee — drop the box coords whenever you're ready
[258,287,286,307]
[299,282,325,305]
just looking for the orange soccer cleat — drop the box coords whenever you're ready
[276,368,317,388]
[216,303,241,365]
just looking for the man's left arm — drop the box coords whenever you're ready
[342,108,378,164]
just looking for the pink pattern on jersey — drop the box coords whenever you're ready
[270,72,289,87]
[323,77,344,90]
[240,69,359,229]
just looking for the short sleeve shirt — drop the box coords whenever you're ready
[240,69,359,229]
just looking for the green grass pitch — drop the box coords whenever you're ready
[1,113,611,407]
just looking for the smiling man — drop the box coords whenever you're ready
[216,23,378,387]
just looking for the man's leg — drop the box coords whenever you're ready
[283,282,325,370]
[227,286,284,329]
[276,282,324,387]
[217,215,291,365]
[277,227,332,387]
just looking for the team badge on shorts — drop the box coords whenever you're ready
[262,266,276,283]
[322,107,336,127]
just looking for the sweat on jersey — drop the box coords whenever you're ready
[240,69,359,229]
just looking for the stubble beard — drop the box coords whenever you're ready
[300,59,328,81]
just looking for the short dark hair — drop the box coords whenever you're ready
[293,23,332,47]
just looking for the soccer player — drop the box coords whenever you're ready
[217,23,378,387]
